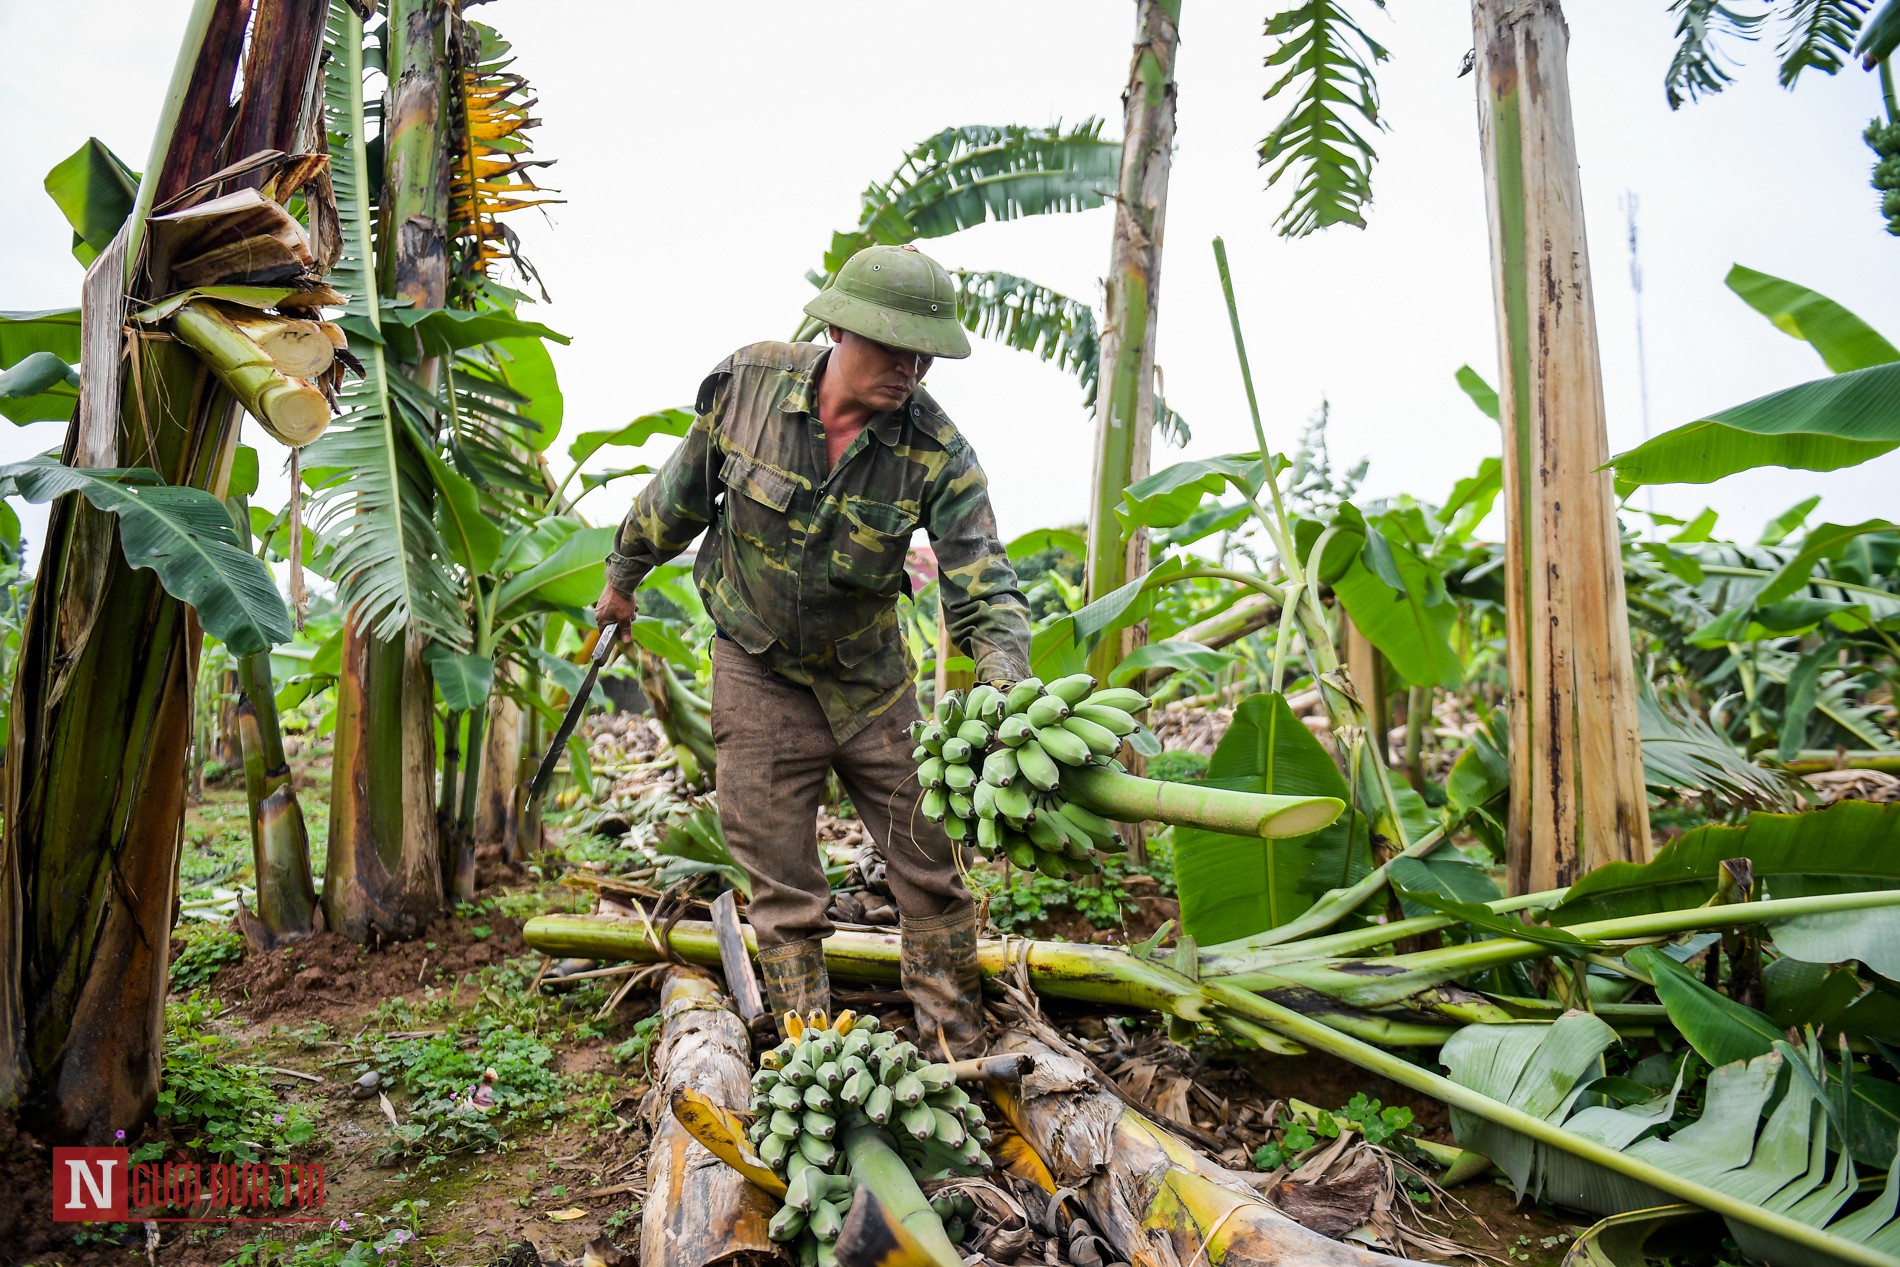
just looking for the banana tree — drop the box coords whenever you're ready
[309,1,573,927]
[0,0,331,1142]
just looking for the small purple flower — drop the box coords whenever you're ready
[333,1216,352,1232]
[390,1229,415,1245]
[114,1129,125,1142]
[273,1114,284,1125]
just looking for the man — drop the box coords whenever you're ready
[593,244,1030,1055]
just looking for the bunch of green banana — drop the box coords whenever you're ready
[929,1190,979,1244]
[747,1009,991,1250]
[911,674,1152,879]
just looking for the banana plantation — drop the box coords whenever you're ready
[3,0,1900,1265]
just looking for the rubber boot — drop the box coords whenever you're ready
[900,904,985,1058]
[757,938,830,1038]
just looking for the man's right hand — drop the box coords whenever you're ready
[594,584,637,637]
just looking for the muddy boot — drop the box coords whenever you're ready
[757,938,830,1037]
[901,905,985,1058]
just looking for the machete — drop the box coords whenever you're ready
[526,621,619,803]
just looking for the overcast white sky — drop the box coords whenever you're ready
[3,1,1895,558]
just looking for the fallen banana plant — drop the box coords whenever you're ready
[642,971,785,1267]
[989,1033,1435,1267]
[1439,1013,1900,1267]
[526,887,1900,1045]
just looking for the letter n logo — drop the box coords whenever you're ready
[52,1147,127,1221]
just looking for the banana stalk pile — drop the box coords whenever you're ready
[749,1009,989,1255]
[912,675,1149,879]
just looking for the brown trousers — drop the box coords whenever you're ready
[710,637,969,947]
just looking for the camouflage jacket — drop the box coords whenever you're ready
[606,340,1031,742]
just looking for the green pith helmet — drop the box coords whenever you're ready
[803,244,972,360]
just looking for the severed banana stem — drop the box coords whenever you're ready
[169,300,332,445]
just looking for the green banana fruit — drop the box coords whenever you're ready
[942,762,977,792]
[770,1109,800,1139]
[770,1082,802,1112]
[939,737,972,764]
[943,813,970,842]
[996,714,1034,748]
[1015,741,1061,791]
[802,1108,837,1140]
[759,1132,791,1170]
[796,1131,837,1169]
[1060,713,1121,757]
[802,1083,833,1113]
[917,757,945,789]
[899,1103,937,1141]
[914,1065,955,1093]
[1083,686,1149,713]
[864,1083,894,1125]
[807,1197,844,1242]
[1072,702,1138,736]
[1025,693,1070,728]
[768,1202,807,1241]
[893,1072,925,1105]
[982,748,1018,787]
[992,781,1032,821]
[930,1106,968,1147]
[956,719,992,748]
[1036,849,1070,879]
[1004,677,1045,713]
[948,791,974,820]
[970,781,997,818]
[919,787,947,822]
[1045,672,1096,706]
[1004,839,1038,871]
[815,1061,843,1092]
[1031,724,1090,766]
[917,722,945,753]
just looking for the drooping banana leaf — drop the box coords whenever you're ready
[1635,685,1804,810]
[1610,360,1900,486]
[0,458,289,655]
[1441,1014,1900,1266]
[1549,800,1900,924]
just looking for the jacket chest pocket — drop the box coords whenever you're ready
[829,496,917,596]
[719,450,796,548]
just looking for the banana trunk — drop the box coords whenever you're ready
[989,1035,1434,1267]
[234,678,319,942]
[644,970,788,1267]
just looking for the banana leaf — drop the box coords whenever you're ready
[1725,266,1899,375]
[1549,801,1900,924]
[1174,693,1368,945]
[0,458,289,655]
[1610,360,1900,486]
[1441,1014,1900,1266]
